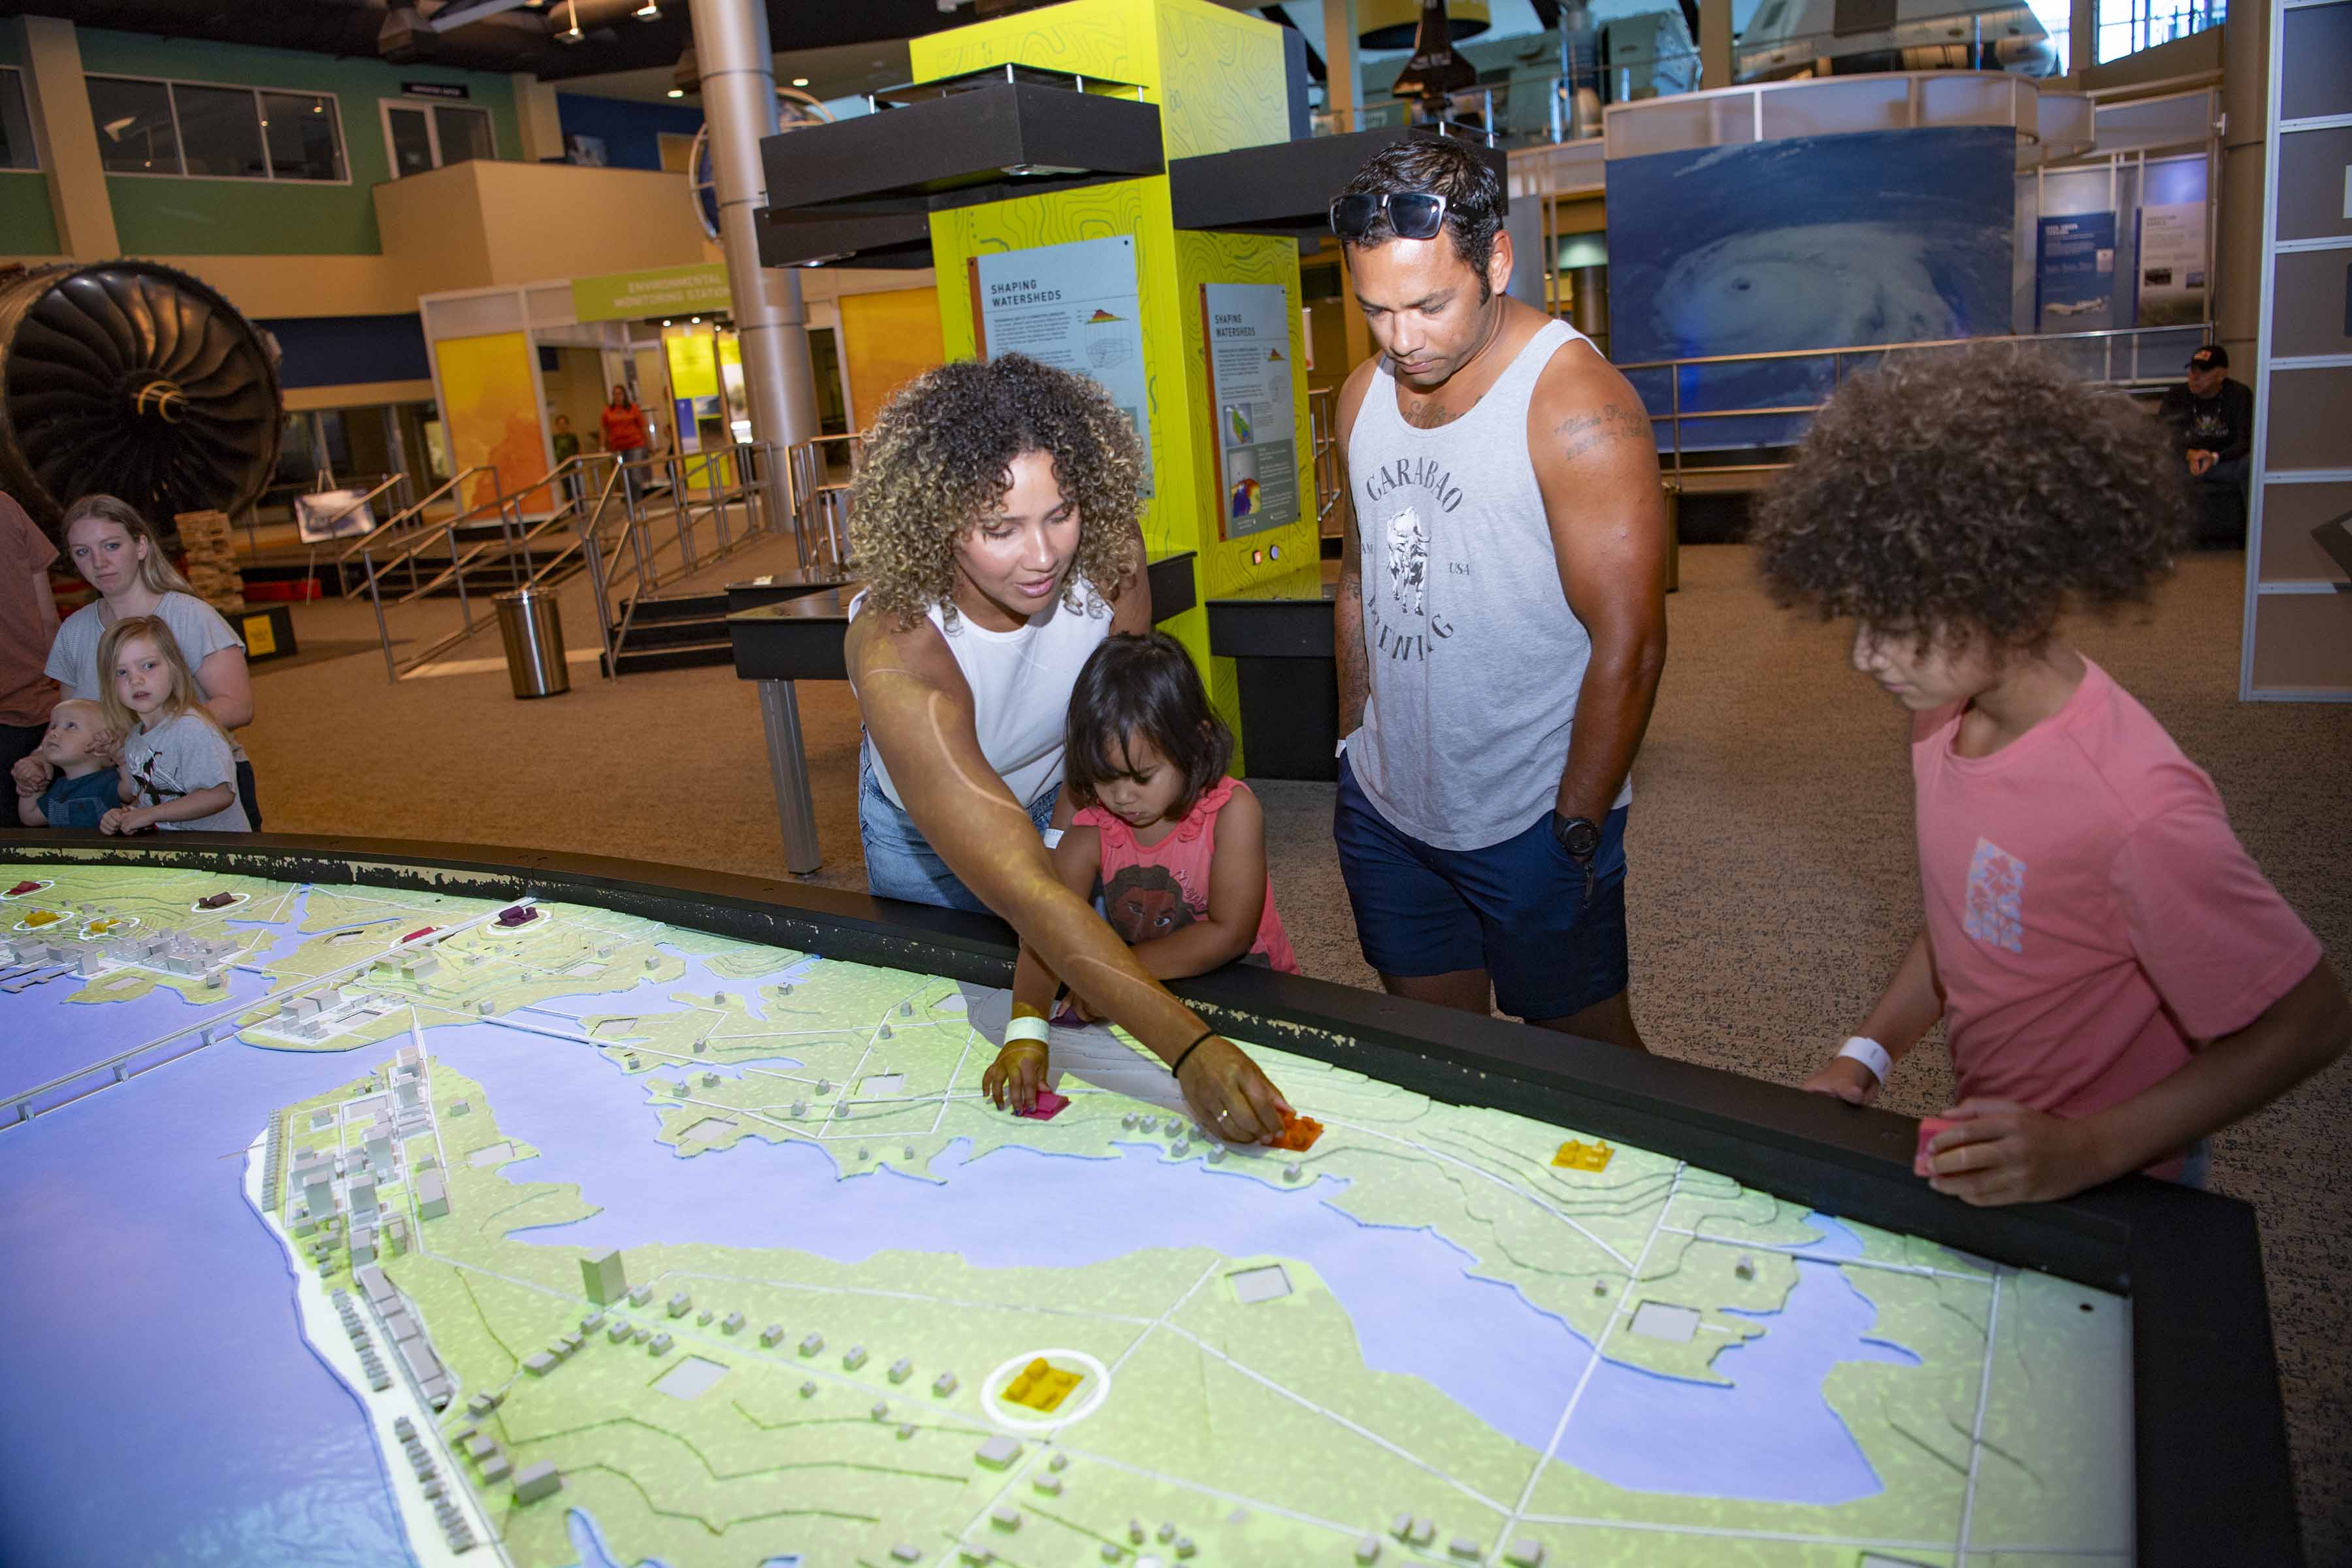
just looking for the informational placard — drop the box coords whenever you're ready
[2135,202,2208,327]
[2035,213,2117,332]
[975,236,1152,495]
[1201,282,1299,539]
[293,489,377,544]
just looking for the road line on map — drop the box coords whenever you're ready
[1054,1444,1379,1543]
[1954,1266,2006,1557]
[1154,1320,1510,1518]
[1492,1164,1688,1560]
[1660,1226,1993,1284]
[1319,1115,1637,1269]
[669,1267,1154,1328]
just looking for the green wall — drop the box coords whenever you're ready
[75,28,521,255]
[0,172,59,253]
[1,24,54,252]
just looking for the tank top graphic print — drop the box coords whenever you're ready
[1346,317,1632,851]
[1074,777,1298,973]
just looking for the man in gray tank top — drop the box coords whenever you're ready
[1329,137,1669,1049]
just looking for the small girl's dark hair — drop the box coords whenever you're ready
[1064,632,1233,819]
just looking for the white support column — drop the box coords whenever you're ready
[686,0,818,524]
[19,15,117,259]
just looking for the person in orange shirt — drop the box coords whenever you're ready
[598,385,651,504]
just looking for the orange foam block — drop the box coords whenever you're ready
[1914,1117,1961,1178]
[1273,1112,1322,1152]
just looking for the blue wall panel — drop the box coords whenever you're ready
[259,314,431,390]
[555,92,703,172]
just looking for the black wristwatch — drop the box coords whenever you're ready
[1551,813,1599,902]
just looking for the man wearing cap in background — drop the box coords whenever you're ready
[2156,346,2254,544]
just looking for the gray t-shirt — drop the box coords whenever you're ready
[122,711,249,832]
[46,592,248,762]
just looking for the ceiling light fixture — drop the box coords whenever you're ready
[791,77,809,87]
[635,1,661,18]
[555,1,584,44]
[667,88,684,97]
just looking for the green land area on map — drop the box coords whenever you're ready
[8,862,2134,1568]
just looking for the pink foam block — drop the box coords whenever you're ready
[1914,1117,1962,1178]
[1016,1088,1070,1121]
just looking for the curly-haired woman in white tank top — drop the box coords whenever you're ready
[844,354,1294,1145]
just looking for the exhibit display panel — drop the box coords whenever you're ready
[0,838,2297,1567]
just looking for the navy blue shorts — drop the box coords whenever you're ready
[1334,751,1631,1021]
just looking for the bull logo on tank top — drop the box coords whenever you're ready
[1361,457,1461,660]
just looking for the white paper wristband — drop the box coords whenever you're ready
[1837,1035,1893,1084]
[1004,1016,1051,1046]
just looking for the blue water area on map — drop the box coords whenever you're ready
[0,929,1923,1568]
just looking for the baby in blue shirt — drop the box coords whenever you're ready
[12,700,123,829]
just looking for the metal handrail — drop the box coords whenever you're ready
[783,434,862,578]
[335,465,495,595]
[1616,320,2214,482]
[1307,385,1345,540]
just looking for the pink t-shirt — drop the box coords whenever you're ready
[1075,776,1299,973]
[1914,658,2320,1136]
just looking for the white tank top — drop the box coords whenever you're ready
[1347,317,1631,851]
[851,580,1113,811]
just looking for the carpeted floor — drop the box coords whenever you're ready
[246,542,2351,1556]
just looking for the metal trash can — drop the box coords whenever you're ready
[1660,477,1682,595]
[494,588,569,698]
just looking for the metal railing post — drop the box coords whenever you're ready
[365,550,397,682]
[448,523,471,641]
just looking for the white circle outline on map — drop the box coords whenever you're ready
[979,1347,1111,1431]
[2,879,53,900]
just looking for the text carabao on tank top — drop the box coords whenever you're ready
[1346,317,1630,851]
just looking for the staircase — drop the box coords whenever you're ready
[602,593,735,677]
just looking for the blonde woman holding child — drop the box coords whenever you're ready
[26,494,263,826]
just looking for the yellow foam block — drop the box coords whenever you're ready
[1001,1357,1082,1414]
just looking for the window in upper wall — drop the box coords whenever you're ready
[87,74,346,180]
[0,68,37,170]
[175,82,268,176]
[262,91,345,180]
[89,76,178,173]
[381,99,495,176]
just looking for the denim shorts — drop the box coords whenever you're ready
[1333,750,1630,1021]
[858,743,1058,913]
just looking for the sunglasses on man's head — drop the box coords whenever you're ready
[1329,191,1449,242]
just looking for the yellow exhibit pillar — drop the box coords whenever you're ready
[911,0,1319,772]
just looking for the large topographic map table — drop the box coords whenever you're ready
[0,845,2289,1568]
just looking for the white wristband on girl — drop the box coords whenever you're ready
[1837,1035,1893,1085]
[1005,1015,1051,1047]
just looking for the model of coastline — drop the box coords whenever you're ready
[242,1124,500,1568]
